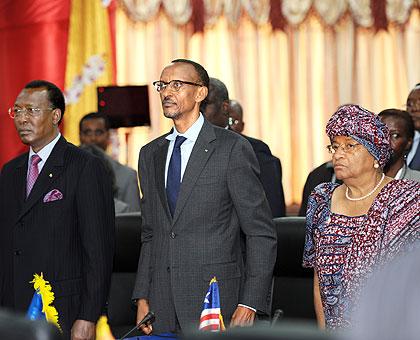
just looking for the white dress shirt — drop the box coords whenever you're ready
[27,133,61,177]
[407,130,420,165]
[164,114,204,186]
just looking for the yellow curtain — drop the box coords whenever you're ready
[115,8,420,207]
[64,0,114,145]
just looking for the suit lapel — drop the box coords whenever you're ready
[172,121,216,225]
[13,154,29,215]
[17,137,67,221]
[154,137,172,222]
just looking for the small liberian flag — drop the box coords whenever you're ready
[199,277,225,331]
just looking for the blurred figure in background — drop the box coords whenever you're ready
[379,109,420,181]
[79,112,141,211]
[406,83,420,170]
[346,243,420,340]
[201,79,286,217]
[227,99,245,133]
[303,104,420,330]
[80,144,130,214]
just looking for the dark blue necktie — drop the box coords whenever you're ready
[166,136,187,216]
[409,145,420,171]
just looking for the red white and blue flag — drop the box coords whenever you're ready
[199,277,225,331]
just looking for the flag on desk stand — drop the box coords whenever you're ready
[199,277,225,331]
[26,273,62,332]
[96,315,115,340]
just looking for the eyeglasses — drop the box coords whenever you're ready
[327,143,361,154]
[152,80,203,93]
[9,106,54,119]
[80,129,107,137]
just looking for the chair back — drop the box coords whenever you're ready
[272,217,315,320]
[108,212,142,337]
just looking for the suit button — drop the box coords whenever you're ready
[14,250,22,256]
[170,232,176,239]
[167,266,170,272]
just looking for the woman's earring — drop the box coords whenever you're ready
[374,162,379,169]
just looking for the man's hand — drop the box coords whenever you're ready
[230,306,256,327]
[71,319,95,340]
[136,299,153,335]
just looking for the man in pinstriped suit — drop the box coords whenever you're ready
[0,80,115,340]
[132,59,277,334]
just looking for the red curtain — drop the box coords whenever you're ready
[0,0,70,168]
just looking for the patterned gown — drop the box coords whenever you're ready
[303,179,420,329]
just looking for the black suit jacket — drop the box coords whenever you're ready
[0,137,115,338]
[243,135,286,217]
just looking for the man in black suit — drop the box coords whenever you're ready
[201,78,286,217]
[0,80,115,340]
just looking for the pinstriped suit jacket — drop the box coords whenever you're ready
[0,137,115,338]
[132,119,277,333]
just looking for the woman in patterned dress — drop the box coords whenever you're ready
[302,104,420,330]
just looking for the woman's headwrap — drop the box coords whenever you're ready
[326,104,391,168]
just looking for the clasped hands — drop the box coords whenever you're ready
[136,299,255,335]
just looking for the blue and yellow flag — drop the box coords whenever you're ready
[26,273,61,332]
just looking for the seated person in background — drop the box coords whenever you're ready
[200,78,286,217]
[379,109,420,181]
[303,104,420,330]
[79,112,141,211]
[406,83,420,170]
[298,161,341,216]
[80,144,130,214]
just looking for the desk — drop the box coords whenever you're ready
[125,333,176,340]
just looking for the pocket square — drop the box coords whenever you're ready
[43,189,63,203]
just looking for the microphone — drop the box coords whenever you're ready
[119,311,155,340]
[271,309,284,327]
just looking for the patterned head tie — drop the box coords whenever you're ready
[326,104,391,168]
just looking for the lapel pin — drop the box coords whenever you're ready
[49,173,53,178]
[204,149,208,152]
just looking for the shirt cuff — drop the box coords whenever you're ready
[238,304,256,313]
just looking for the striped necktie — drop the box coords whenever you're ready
[27,154,42,197]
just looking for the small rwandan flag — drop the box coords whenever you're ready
[199,277,225,331]
[26,273,62,332]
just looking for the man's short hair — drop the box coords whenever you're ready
[379,108,415,140]
[171,59,209,88]
[209,78,229,102]
[79,112,111,132]
[24,80,65,124]
[200,77,229,115]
